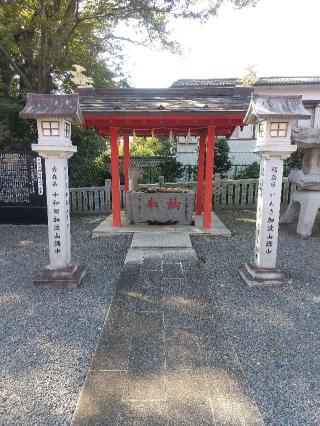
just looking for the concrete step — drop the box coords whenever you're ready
[131,232,192,249]
[125,247,198,264]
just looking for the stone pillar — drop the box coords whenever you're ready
[19,93,86,288]
[32,145,87,288]
[255,154,285,269]
[239,93,311,286]
[240,149,294,286]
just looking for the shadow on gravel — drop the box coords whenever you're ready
[191,209,320,426]
[1,216,131,426]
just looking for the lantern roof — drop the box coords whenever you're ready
[244,94,311,124]
[291,127,320,148]
[20,93,83,124]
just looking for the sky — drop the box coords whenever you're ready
[120,0,320,88]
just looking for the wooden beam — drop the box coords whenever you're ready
[196,132,206,215]
[203,126,216,229]
[123,131,130,211]
[110,127,121,227]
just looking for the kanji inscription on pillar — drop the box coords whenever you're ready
[255,157,283,269]
[46,158,71,268]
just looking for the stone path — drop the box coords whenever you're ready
[72,244,264,425]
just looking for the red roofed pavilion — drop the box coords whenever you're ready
[78,85,252,229]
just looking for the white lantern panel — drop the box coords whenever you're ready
[64,122,71,138]
[258,123,265,138]
[42,121,60,136]
[270,122,288,137]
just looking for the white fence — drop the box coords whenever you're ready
[69,177,297,215]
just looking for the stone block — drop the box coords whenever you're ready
[127,191,195,225]
[33,262,87,288]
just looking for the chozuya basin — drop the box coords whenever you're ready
[126,189,195,225]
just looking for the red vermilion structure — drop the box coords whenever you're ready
[109,127,121,227]
[196,132,206,215]
[78,86,251,228]
[203,127,215,228]
[123,131,130,210]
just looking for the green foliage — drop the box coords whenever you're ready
[234,161,260,179]
[284,149,303,176]
[0,76,36,149]
[233,150,304,181]
[119,135,182,183]
[68,126,109,187]
[0,0,257,95]
[215,137,232,176]
[119,136,173,157]
[159,158,184,182]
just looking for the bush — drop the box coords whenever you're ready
[234,161,260,179]
[284,149,303,176]
[215,137,232,176]
[68,126,109,187]
[159,157,184,182]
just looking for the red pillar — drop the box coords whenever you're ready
[110,127,121,227]
[203,126,215,229]
[196,132,206,215]
[123,131,130,210]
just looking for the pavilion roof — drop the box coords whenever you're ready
[78,86,251,116]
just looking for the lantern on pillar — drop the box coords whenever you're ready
[239,95,310,286]
[20,94,87,288]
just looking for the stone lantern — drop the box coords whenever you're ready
[20,94,86,288]
[239,95,310,286]
[280,127,320,236]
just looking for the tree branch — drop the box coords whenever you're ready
[0,44,34,91]
[108,35,152,47]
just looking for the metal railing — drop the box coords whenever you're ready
[69,176,296,215]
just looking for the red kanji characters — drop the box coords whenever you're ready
[147,197,158,209]
[167,198,181,210]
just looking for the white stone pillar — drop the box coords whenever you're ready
[19,93,86,288]
[32,145,86,288]
[43,152,73,269]
[239,93,311,286]
[255,154,284,269]
[240,148,294,286]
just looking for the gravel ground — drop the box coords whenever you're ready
[192,209,320,426]
[0,216,131,425]
[2,211,320,425]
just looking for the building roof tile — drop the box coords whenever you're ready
[171,76,320,88]
[78,87,251,115]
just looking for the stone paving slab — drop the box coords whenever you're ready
[131,233,192,249]
[125,248,197,264]
[72,252,264,425]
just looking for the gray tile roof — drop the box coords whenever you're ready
[254,76,320,86]
[171,76,320,88]
[171,78,239,88]
[79,87,251,115]
[20,94,83,124]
